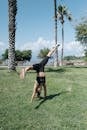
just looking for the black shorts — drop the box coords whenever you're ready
[36,77,46,85]
[33,56,50,73]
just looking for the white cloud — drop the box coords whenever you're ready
[18,37,84,59]
[0,37,84,60]
[19,37,54,52]
[0,41,5,51]
[17,37,56,62]
[64,41,84,56]
[18,37,55,62]
[0,41,7,56]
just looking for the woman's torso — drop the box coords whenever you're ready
[37,72,45,77]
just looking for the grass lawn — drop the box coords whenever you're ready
[0,66,87,130]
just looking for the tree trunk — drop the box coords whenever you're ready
[8,0,17,71]
[61,23,64,66]
[54,0,59,67]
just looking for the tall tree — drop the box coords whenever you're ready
[75,19,87,48]
[75,19,87,59]
[8,0,17,71]
[54,0,59,67]
[57,5,72,65]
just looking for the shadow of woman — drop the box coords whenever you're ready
[35,91,67,109]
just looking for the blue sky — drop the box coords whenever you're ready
[0,0,87,61]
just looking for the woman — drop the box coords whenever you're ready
[20,44,59,102]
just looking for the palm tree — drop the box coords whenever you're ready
[8,0,17,71]
[54,0,59,67]
[57,5,72,65]
[38,48,50,59]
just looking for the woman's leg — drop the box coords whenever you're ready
[47,44,60,57]
[20,66,33,79]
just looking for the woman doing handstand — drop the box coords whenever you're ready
[20,44,59,102]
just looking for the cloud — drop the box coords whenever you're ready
[0,38,84,60]
[16,37,83,62]
[64,41,84,56]
[0,41,5,51]
[18,37,84,59]
[19,37,54,52]
[0,41,7,56]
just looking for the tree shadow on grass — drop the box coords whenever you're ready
[45,67,66,73]
[35,91,67,109]
[0,67,7,70]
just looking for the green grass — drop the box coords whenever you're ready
[0,67,87,130]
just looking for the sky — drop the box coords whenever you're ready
[0,0,87,62]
